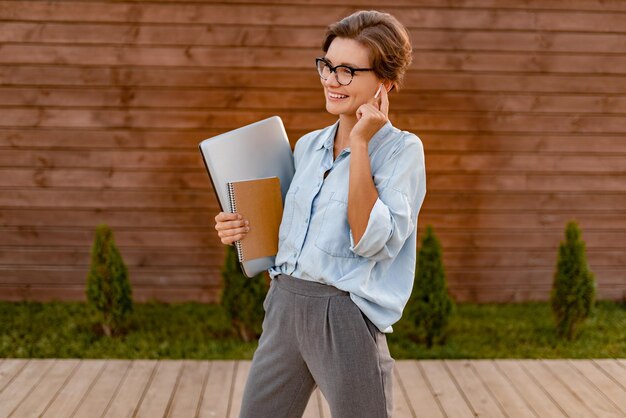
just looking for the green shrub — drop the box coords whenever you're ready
[220,245,268,342]
[405,225,455,347]
[86,224,133,337]
[551,220,596,340]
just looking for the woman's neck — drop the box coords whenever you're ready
[334,114,357,150]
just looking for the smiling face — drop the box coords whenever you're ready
[320,37,385,117]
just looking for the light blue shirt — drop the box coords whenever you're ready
[268,119,427,333]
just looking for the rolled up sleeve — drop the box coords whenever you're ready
[349,138,425,262]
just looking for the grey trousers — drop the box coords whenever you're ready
[239,273,395,418]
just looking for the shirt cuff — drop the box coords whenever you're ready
[349,197,393,258]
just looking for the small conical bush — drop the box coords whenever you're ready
[551,220,596,340]
[220,245,268,342]
[86,224,133,337]
[406,225,455,347]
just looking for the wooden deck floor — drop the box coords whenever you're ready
[0,358,624,417]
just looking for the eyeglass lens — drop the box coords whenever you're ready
[317,60,353,85]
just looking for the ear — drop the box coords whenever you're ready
[384,81,394,93]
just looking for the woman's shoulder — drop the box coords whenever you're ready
[382,125,424,157]
[389,123,422,143]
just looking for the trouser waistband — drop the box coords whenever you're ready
[274,273,350,297]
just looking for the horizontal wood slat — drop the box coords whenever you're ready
[2,182,626,208]
[426,174,626,191]
[3,129,626,154]
[0,285,218,303]
[1,228,223,248]
[0,193,216,209]
[0,268,219,286]
[3,45,626,74]
[2,207,626,228]
[0,194,218,209]
[0,149,206,169]
[1,150,626,172]
[452,286,624,302]
[1,1,624,303]
[122,0,626,12]
[3,66,626,94]
[421,193,626,211]
[0,168,211,189]
[0,248,224,268]
[4,23,626,54]
[3,109,626,133]
[3,2,626,32]
[2,227,625,249]
[0,207,218,225]
[3,88,626,114]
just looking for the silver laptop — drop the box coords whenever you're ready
[199,116,294,277]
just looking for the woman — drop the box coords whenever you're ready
[214,10,426,418]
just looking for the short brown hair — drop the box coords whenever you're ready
[322,10,413,93]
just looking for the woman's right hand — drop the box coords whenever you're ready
[214,212,250,245]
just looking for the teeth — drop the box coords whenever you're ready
[329,93,348,99]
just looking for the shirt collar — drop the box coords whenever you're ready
[315,119,393,156]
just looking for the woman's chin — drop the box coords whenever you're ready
[325,102,353,115]
[325,103,341,115]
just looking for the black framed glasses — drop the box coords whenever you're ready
[315,57,374,86]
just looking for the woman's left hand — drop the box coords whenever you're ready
[350,83,390,146]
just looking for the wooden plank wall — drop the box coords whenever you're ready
[0,0,624,303]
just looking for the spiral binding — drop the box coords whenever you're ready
[227,182,245,262]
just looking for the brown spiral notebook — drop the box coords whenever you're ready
[227,176,283,262]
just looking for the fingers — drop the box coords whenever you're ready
[357,103,378,120]
[216,221,249,234]
[357,103,385,121]
[214,211,250,245]
[218,225,250,245]
[214,215,249,233]
[219,225,250,245]
[215,211,241,222]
